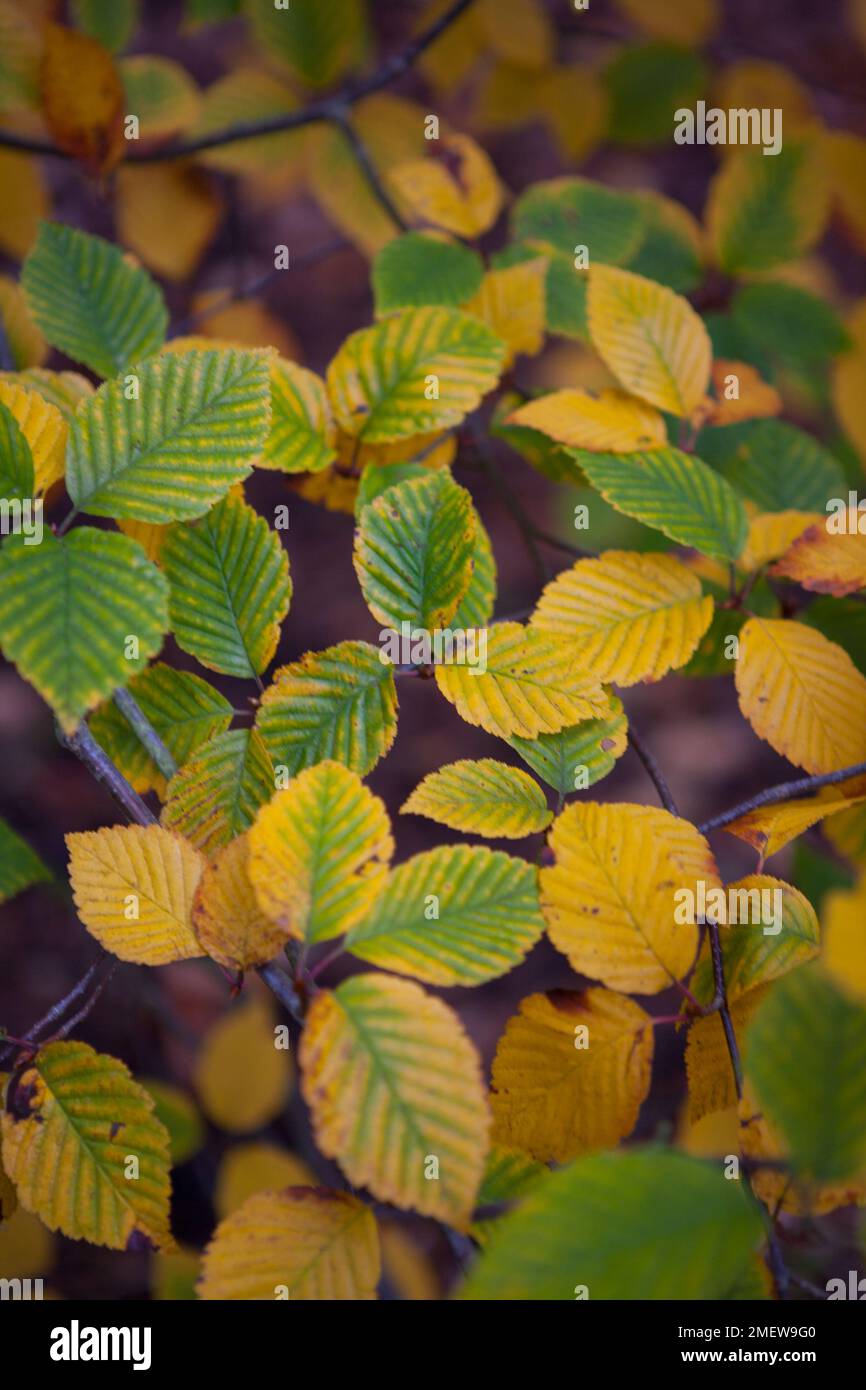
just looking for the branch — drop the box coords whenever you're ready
[0,952,110,1065]
[57,719,158,825]
[113,688,178,783]
[627,724,678,816]
[0,0,478,162]
[328,109,408,231]
[699,759,866,836]
[257,961,306,1026]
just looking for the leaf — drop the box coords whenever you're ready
[686,987,768,1123]
[22,223,168,380]
[0,274,47,369]
[0,818,51,904]
[67,823,205,965]
[624,189,705,293]
[194,998,291,1134]
[0,528,168,734]
[746,967,866,1181]
[1,1041,171,1249]
[354,471,475,630]
[506,696,629,795]
[578,447,748,562]
[192,832,293,974]
[247,0,367,90]
[161,729,275,856]
[490,989,653,1162]
[716,420,845,514]
[248,760,393,945]
[452,511,497,628]
[434,622,608,740]
[772,516,866,597]
[116,165,221,282]
[39,23,124,172]
[605,43,706,146]
[0,377,66,494]
[300,973,489,1227]
[725,793,866,861]
[186,67,304,185]
[531,551,713,686]
[119,55,200,142]
[401,759,552,838]
[4,366,92,421]
[512,177,646,267]
[89,664,232,796]
[730,282,849,371]
[263,358,336,474]
[326,306,505,444]
[587,264,711,416]
[736,617,866,775]
[707,359,782,427]
[0,149,47,261]
[475,0,553,69]
[199,1187,379,1301]
[462,1147,763,1300]
[739,1086,865,1219]
[255,641,398,780]
[345,844,546,985]
[72,0,138,53]
[540,803,717,993]
[215,1142,315,1217]
[823,875,866,1005]
[0,399,33,499]
[67,348,271,523]
[508,388,666,452]
[461,259,547,367]
[738,510,820,573]
[142,1080,203,1166]
[477,1144,546,1207]
[163,493,291,679]
[689,876,820,1005]
[372,232,484,315]
[708,141,828,274]
[389,133,505,240]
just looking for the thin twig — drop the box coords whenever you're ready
[628,724,678,816]
[57,720,158,825]
[0,0,478,162]
[699,759,866,836]
[0,953,108,1065]
[329,109,408,230]
[257,961,306,1025]
[113,688,178,783]
[469,416,550,588]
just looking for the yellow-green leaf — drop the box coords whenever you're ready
[401,759,552,838]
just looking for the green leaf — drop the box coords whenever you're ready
[0,819,51,904]
[263,359,336,475]
[0,399,34,500]
[71,0,138,52]
[722,420,846,514]
[163,493,291,678]
[730,283,850,371]
[477,1144,546,1208]
[246,0,368,89]
[161,728,274,855]
[255,640,397,779]
[67,349,271,524]
[21,223,168,379]
[624,193,703,293]
[354,471,475,630]
[401,759,552,839]
[506,696,629,795]
[453,512,497,629]
[142,1079,204,1166]
[577,447,748,562]
[354,460,434,516]
[709,142,826,275]
[462,1148,763,1300]
[372,233,484,315]
[345,844,546,986]
[801,597,866,676]
[746,967,866,1182]
[0,528,168,733]
[326,307,505,444]
[89,664,233,795]
[605,44,706,146]
[512,178,646,266]
[690,878,820,1005]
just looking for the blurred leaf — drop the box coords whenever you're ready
[605,43,706,146]
[71,0,138,53]
[0,818,51,904]
[708,140,829,274]
[39,23,124,172]
[194,998,292,1134]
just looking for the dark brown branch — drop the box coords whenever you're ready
[328,109,408,231]
[627,724,678,816]
[0,0,478,163]
[699,759,866,836]
[58,720,158,825]
[0,952,109,1064]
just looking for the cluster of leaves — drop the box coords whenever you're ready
[1,0,866,1301]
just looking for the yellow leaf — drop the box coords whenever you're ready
[0,275,46,368]
[401,759,552,838]
[390,133,506,240]
[735,617,866,774]
[39,22,124,173]
[532,550,713,685]
[685,987,768,1122]
[195,997,292,1134]
[613,0,718,45]
[490,988,653,1162]
[707,359,782,426]
[191,295,299,360]
[116,518,168,563]
[264,358,337,474]
[434,621,608,739]
[509,388,666,452]
[199,1187,380,1300]
[0,378,65,494]
[587,265,712,417]
[116,165,221,282]
[725,791,866,861]
[823,875,866,1005]
[186,69,305,191]
[300,973,489,1228]
[66,824,205,966]
[416,0,484,93]
[192,833,294,975]
[0,149,46,260]
[0,1208,52,1278]
[713,60,815,141]
[772,515,866,596]
[738,510,821,573]
[1,1041,172,1250]
[248,761,393,944]
[462,259,547,366]
[541,65,608,162]
[215,1142,315,1218]
[541,803,716,993]
[379,1222,441,1301]
[833,344,866,461]
[475,0,553,70]
[119,54,201,144]
[475,62,545,133]
[676,1105,739,1158]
